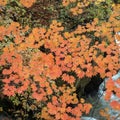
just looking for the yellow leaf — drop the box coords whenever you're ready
[0,107,3,111]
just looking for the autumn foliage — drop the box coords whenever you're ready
[0,0,120,119]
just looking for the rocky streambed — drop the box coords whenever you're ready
[82,71,120,120]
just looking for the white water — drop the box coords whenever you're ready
[81,117,97,120]
[99,71,120,119]
[81,71,120,120]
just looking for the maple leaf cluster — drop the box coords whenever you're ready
[0,0,120,119]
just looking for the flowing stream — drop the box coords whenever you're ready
[81,71,120,120]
